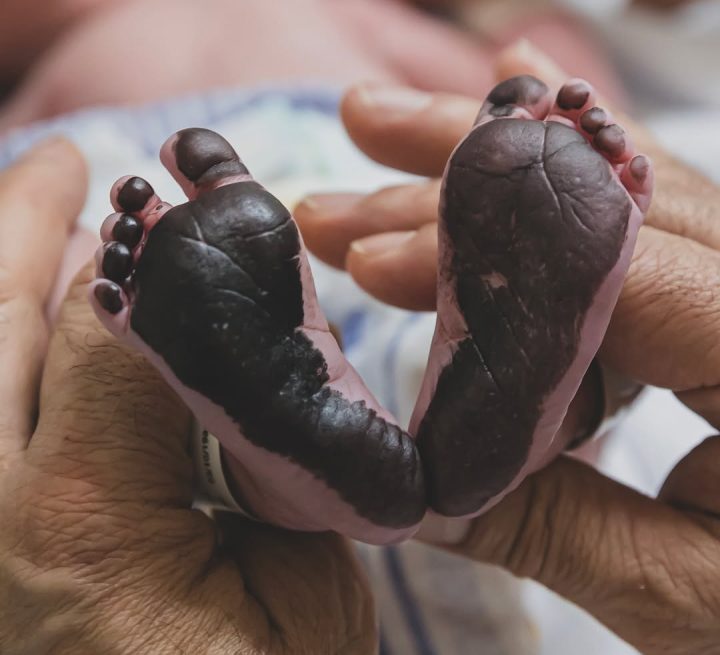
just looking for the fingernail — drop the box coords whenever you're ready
[295,193,363,217]
[350,231,416,256]
[357,83,433,117]
[509,37,546,63]
[508,37,533,57]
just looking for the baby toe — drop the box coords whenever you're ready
[476,75,553,125]
[100,212,144,250]
[99,241,134,284]
[579,106,612,136]
[594,123,635,164]
[88,278,131,338]
[111,176,157,215]
[621,154,654,213]
[552,78,596,118]
[111,214,144,250]
[160,128,252,200]
[92,280,125,315]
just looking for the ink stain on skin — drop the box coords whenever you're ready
[130,178,426,527]
[417,118,630,515]
[117,176,154,212]
[93,76,648,540]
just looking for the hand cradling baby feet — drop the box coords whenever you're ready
[89,75,653,545]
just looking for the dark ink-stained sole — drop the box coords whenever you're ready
[130,181,426,528]
[417,119,631,515]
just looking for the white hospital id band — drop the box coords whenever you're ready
[192,422,250,516]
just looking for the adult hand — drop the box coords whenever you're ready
[0,139,374,655]
[295,43,720,653]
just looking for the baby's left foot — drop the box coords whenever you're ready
[412,75,653,516]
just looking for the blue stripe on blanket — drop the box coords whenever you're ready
[383,314,423,417]
[384,547,438,655]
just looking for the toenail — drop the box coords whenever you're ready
[629,155,650,181]
[488,75,548,108]
[117,177,154,212]
[112,214,143,249]
[557,82,590,110]
[94,282,124,314]
[174,128,249,185]
[594,125,626,158]
[102,242,133,283]
[580,107,607,134]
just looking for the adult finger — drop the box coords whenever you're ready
[47,225,99,323]
[340,83,478,177]
[295,180,440,269]
[346,222,438,311]
[340,41,635,179]
[659,435,720,521]
[601,226,720,391]
[440,455,720,654]
[30,262,193,507]
[346,222,720,391]
[0,138,86,456]
[337,39,577,178]
[345,40,720,253]
[216,515,377,654]
[302,187,720,397]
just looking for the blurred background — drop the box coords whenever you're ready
[1,1,719,654]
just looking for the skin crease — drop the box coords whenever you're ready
[294,44,720,653]
[0,140,375,655]
[0,23,715,654]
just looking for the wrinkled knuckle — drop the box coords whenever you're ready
[675,537,720,625]
[502,467,595,592]
[23,479,129,550]
[261,534,375,654]
[0,557,97,654]
[502,476,558,579]
[54,323,162,396]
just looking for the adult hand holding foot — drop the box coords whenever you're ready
[90,74,651,545]
[294,48,720,654]
[0,139,375,655]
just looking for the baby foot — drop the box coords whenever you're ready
[90,89,652,542]
[412,75,653,517]
[90,128,426,545]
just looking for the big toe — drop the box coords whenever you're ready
[160,127,252,200]
[476,75,553,125]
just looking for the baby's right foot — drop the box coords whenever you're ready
[90,128,426,545]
